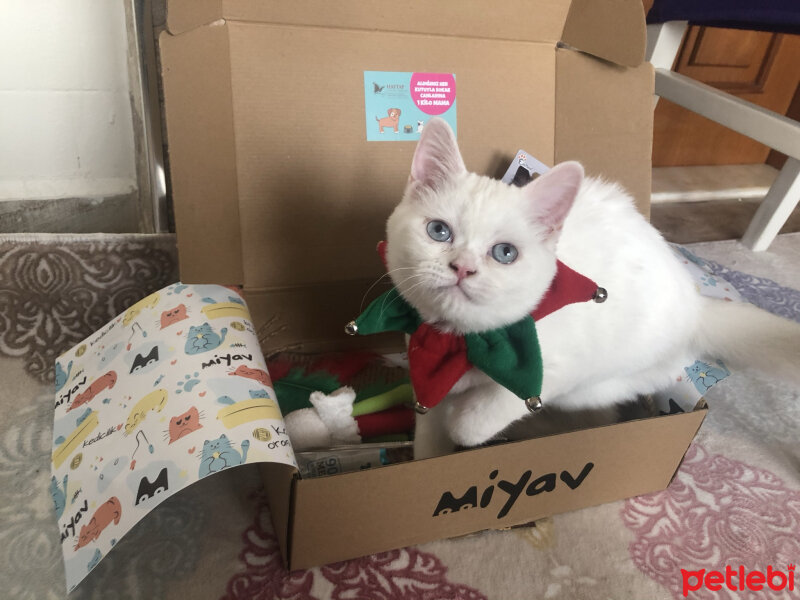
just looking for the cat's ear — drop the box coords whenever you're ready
[409,118,466,191]
[523,161,583,241]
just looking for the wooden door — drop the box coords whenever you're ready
[653,27,800,167]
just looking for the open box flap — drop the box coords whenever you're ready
[260,462,300,564]
[554,49,654,215]
[165,0,645,67]
[159,24,244,285]
[562,0,646,67]
[165,0,223,36]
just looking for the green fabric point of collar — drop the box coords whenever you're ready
[465,317,542,400]
[354,288,421,335]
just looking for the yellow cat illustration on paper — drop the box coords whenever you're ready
[52,411,99,468]
[123,292,161,327]
[125,389,168,435]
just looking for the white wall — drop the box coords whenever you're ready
[0,0,137,201]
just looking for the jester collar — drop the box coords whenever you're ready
[347,259,606,412]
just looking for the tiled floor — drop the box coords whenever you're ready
[650,165,800,244]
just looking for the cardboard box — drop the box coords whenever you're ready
[261,411,705,569]
[158,0,703,571]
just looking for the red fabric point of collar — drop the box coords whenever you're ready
[532,260,599,320]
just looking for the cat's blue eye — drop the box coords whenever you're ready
[491,243,518,264]
[426,220,452,242]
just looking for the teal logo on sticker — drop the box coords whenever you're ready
[364,71,457,142]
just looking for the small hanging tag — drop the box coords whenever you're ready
[501,150,550,187]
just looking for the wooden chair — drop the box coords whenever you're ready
[646,0,800,250]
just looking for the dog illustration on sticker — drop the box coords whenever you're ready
[376,108,401,133]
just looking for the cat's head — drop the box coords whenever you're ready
[385,118,584,333]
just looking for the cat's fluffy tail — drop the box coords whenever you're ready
[694,297,800,383]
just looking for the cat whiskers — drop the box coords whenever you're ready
[359,267,417,313]
[378,275,428,319]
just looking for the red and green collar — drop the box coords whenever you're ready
[346,260,606,413]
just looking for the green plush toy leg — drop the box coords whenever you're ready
[352,383,413,417]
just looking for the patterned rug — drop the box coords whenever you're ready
[0,234,178,383]
[1,232,799,600]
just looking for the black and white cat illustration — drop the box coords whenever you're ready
[135,467,169,505]
[129,345,159,374]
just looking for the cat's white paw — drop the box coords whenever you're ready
[446,384,530,447]
[447,418,504,447]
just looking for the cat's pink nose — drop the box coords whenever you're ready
[449,262,477,282]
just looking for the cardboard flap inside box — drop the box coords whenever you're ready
[165,0,646,67]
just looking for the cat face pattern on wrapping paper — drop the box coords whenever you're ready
[125,340,175,377]
[185,323,228,355]
[198,434,250,478]
[160,303,189,329]
[684,360,731,394]
[125,460,180,508]
[166,406,205,444]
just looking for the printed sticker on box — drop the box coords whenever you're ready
[364,71,457,141]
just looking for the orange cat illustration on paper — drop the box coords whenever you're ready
[229,365,271,387]
[160,303,188,329]
[123,292,160,327]
[67,371,117,412]
[166,406,203,443]
[74,497,122,550]
[124,389,168,435]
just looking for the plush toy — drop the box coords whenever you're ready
[267,352,415,451]
[284,383,414,451]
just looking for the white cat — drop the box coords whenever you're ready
[383,117,800,458]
